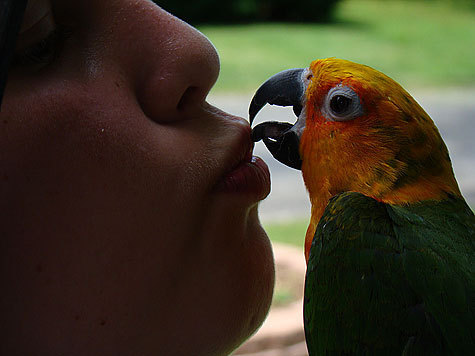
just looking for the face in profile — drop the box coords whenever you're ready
[0,0,275,355]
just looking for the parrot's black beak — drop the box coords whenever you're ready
[251,121,302,170]
[249,68,305,170]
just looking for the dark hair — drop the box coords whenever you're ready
[0,0,28,108]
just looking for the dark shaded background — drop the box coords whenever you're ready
[155,0,341,24]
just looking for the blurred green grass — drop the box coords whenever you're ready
[263,219,308,247]
[199,0,475,93]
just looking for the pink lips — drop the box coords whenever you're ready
[216,137,271,201]
[219,154,271,200]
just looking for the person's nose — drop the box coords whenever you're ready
[109,2,220,122]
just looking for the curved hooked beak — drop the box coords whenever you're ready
[249,68,305,170]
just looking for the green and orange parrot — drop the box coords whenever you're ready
[249,58,475,355]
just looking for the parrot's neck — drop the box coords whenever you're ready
[301,156,462,262]
[304,191,332,261]
[303,178,461,261]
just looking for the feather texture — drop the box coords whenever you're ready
[304,192,475,355]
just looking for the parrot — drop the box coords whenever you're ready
[249,58,475,355]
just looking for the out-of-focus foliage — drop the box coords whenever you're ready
[383,0,474,8]
[200,0,475,92]
[264,219,308,247]
[154,0,342,24]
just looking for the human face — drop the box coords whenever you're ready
[0,1,274,355]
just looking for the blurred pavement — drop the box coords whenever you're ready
[209,87,475,222]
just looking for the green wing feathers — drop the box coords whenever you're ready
[304,192,475,355]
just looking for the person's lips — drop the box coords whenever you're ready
[215,123,271,202]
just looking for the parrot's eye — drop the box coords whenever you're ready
[323,85,363,122]
[330,95,352,115]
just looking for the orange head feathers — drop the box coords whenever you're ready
[250,58,461,259]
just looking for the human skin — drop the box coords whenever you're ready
[0,0,274,355]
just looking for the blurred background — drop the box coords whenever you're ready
[157,1,474,355]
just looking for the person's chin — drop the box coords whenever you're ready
[202,169,275,341]
[175,199,275,355]
[232,206,275,341]
[247,209,275,318]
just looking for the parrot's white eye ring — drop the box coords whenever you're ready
[322,85,363,121]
